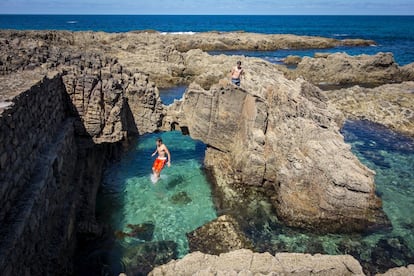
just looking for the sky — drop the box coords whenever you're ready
[0,0,413,15]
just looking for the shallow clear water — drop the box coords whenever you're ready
[96,131,216,274]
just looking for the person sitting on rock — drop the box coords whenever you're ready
[231,61,244,86]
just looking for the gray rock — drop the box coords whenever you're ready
[149,249,366,276]
[292,52,409,87]
[163,53,389,232]
[376,264,414,276]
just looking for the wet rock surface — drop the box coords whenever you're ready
[187,215,253,255]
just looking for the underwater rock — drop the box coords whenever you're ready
[169,191,192,205]
[122,240,178,276]
[187,215,253,255]
[370,237,414,273]
[149,249,365,276]
[114,223,155,241]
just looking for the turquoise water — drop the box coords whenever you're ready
[95,131,217,274]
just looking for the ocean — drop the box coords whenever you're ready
[0,15,414,65]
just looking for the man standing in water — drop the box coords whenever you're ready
[231,60,244,86]
[151,138,171,182]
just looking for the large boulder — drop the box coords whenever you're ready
[292,52,409,87]
[149,249,365,276]
[163,55,389,232]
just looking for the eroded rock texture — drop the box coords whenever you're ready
[290,52,414,87]
[149,249,365,276]
[164,54,389,232]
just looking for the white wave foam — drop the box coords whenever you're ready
[333,33,349,37]
[160,31,196,35]
[66,21,78,24]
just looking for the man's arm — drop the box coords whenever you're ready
[151,148,157,157]
[165,146,171,167]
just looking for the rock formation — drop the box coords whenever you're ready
[163,51,389,232]
[325,82,414,137]
[149,249,365,276]
[2,30,409,275]
[290,52,414,87]
[187,215,253,255]
[376,264,414,276]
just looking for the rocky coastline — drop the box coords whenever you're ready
[0,30,413,275]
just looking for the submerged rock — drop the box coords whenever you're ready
[122,240,178,276]
[187,215,253,255]
[169,191,192,205]
[114,223,155,241]
[149,249,365,276]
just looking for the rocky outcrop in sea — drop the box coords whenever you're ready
[0,30,412,275]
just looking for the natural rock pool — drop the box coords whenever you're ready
[94,131,217,274]
[86,85,413,276]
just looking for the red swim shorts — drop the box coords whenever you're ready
[152,158,167,173]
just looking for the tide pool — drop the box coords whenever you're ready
[95,131,217,274]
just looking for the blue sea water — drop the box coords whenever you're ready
[0,15,413,65]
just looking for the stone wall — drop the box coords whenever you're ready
[0,72,69,222]
[0,73,79,275]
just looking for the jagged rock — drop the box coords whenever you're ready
[187,215,253,255]
[325,82,414,137]
[291,52,410,87]
[164,54,389,232]
[149,249,365,276]
[283,55,302,65]
[376,264,414,276]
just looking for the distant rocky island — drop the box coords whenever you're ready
[0,30,413,276]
